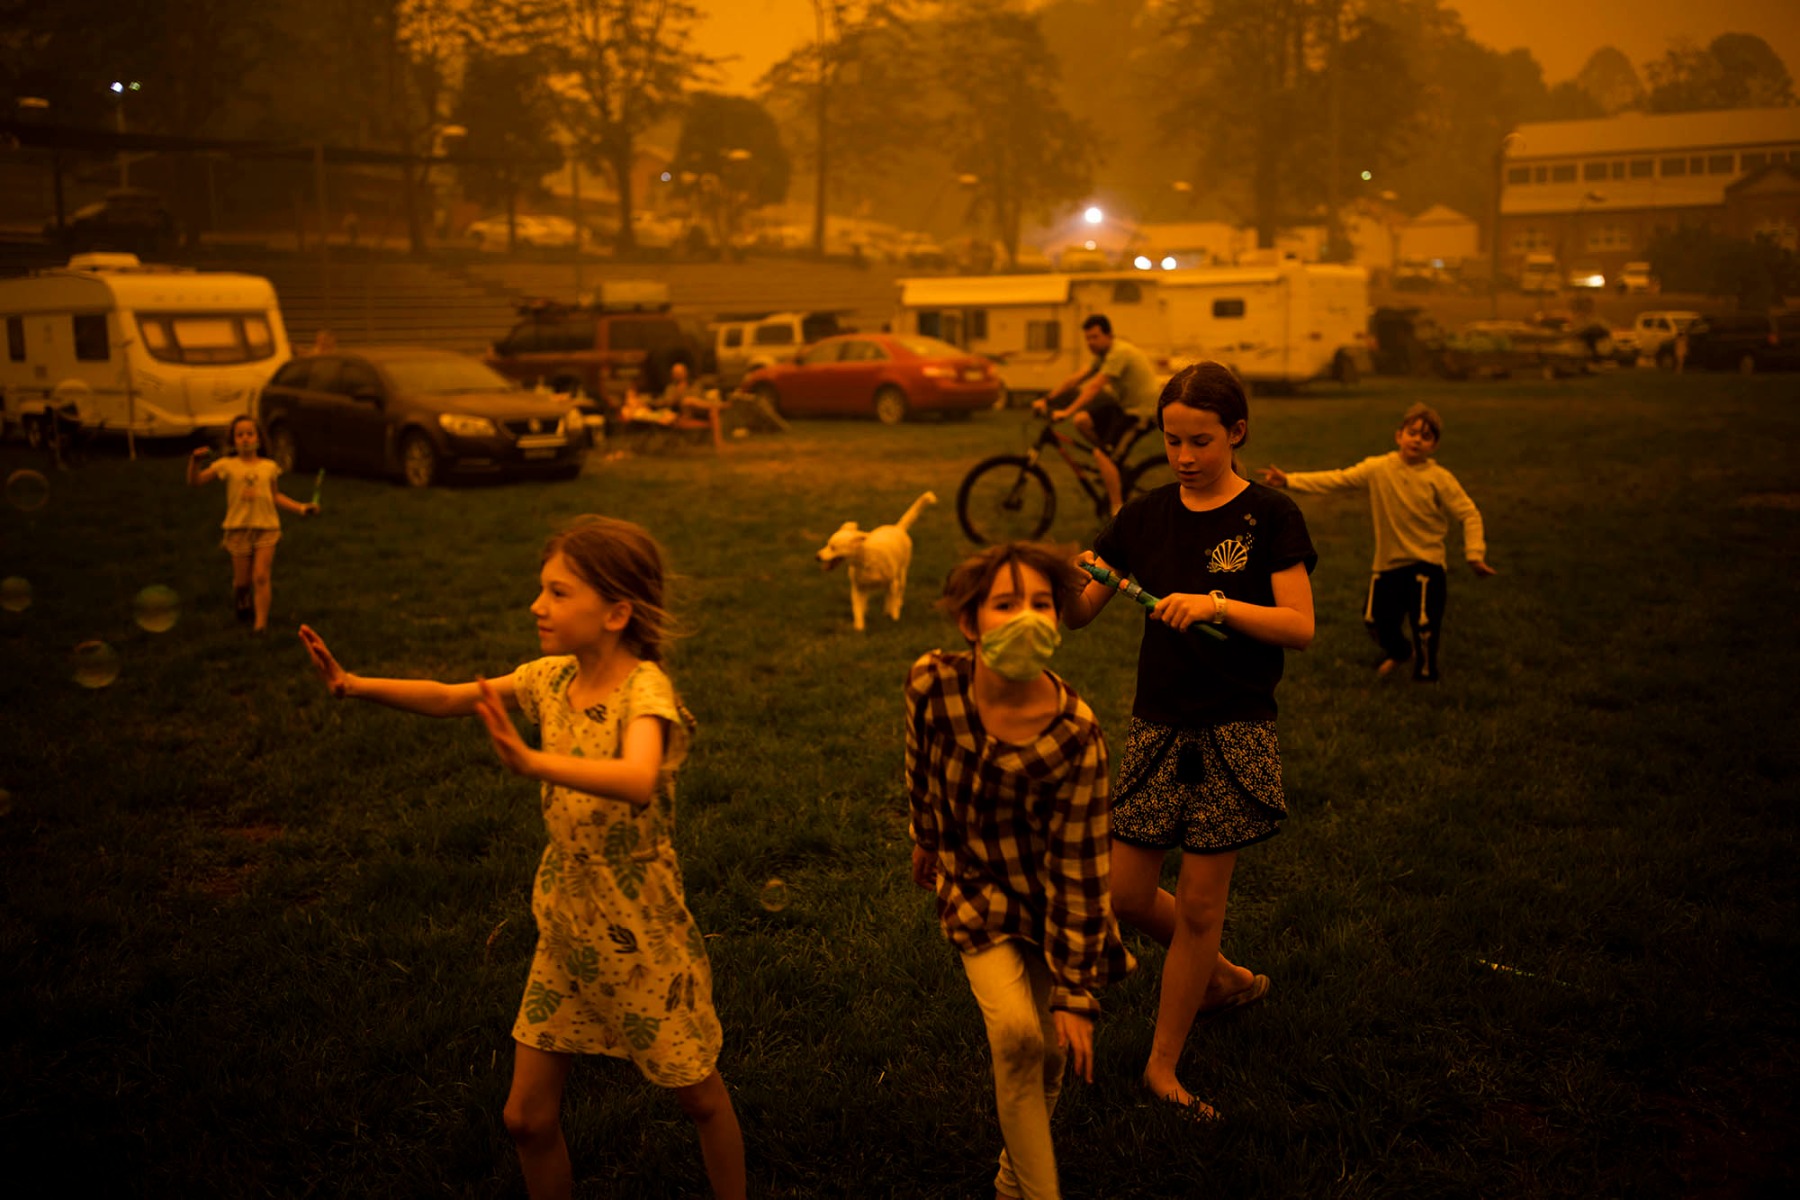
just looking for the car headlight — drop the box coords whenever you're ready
[438,413,497,437]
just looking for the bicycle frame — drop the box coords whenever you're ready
[1019,417,1162,517]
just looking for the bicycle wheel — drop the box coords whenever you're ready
[1124,456,1173,501]
[957,455,1056,544]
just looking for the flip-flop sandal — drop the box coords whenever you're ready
[1197,973,1270,1020]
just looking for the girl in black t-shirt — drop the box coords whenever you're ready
[1066,362,1316,1120]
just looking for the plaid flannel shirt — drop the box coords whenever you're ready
[905,651,1134,1018]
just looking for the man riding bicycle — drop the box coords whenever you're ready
[1033,313,1159,515]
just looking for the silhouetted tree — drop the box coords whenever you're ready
[1573,46,1644,114]
[758,2,921,253]
[452,52,566,252]
[1647,34,1795,112]
[524,0,713,254]
[932,4,1096,268]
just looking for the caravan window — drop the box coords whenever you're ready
[965,309,988,341]
[74,314,109,361]
[6,317,22,362]
[916,311,942,339]
[135,313,279,364]
[1212,298,1247,319]
[1026,320,1060,351]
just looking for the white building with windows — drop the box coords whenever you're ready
[1499,107,1800,277]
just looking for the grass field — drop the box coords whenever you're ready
[2,371,1797,1198]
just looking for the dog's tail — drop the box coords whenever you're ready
[895,490,937,533]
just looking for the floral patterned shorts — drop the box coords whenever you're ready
[1111,718,1288,854]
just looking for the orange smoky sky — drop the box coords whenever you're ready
[689,0,1800,95]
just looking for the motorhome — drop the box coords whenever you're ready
[894,272,1167,401]
[0,254,290,446]
[894,261,1367,400]
[1155,262,1369,387]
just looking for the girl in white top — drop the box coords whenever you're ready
[187,414,317,632]
[298,515,744,1200]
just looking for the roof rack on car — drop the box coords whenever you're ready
[514,279,672,316]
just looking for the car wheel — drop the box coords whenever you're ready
[1739,353,1757,375]
[267,423,301,473]
[401,432,439,488]
[873,385,908,425]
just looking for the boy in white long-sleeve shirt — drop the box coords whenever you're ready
[1260,403,1495,681]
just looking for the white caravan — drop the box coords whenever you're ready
[894,272,1168,401]
[1156,262,1369,387]
[0,254,290,445]
[896,263,1367,399]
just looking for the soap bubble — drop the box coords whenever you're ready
[758,878,790,913]
[0,576,29,613]
[133,585,181,633]
[72,640,120,689]
[5,469,49,512]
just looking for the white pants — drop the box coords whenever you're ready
[961,941,1067,1200]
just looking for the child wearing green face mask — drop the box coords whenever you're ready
[905,542,1135,1200]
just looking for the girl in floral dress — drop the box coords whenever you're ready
[299,515,743,1200]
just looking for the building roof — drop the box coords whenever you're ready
[1509,107,1800,160]
[1407,204,1475,228]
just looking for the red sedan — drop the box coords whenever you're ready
[738,333,1000,424]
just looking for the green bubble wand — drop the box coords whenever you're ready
[310,469,325,509]
[1079,560,1227,641]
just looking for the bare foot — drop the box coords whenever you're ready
[1202,961,1257,1008]
[1377,658,1399,676]
[1142,1070,1220,1121]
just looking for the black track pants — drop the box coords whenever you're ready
[1364,562,1447,681]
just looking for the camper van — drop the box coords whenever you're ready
[1156,262,1369,387]
[894,273,1168,401]
[895,262,1367,399]
[0,254,290,446]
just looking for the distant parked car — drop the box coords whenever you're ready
[1056,244,1111,272]
[1519,253,1559,294]
[1632,310,1703,368]
[46,188,176,255]
[737,333,1001,423]
[259,347,587,487]
[464,214,585,250]
[1616,261,1655,295]
[1683,311,1800,374]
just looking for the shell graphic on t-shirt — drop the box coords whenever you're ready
[1208,533,1252,573]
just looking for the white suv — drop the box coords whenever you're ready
[712,311,848,390]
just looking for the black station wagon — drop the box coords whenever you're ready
[258,347,587,487]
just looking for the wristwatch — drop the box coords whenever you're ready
[1208,589,1228,624]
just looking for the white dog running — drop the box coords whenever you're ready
[815,491,937,631]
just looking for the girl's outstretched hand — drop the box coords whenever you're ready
[475,676,535,777]
[298,624,351,698]
[1257,464,1288,487]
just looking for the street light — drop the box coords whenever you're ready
[110,81,141,187]
[1083,206,1103,225]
